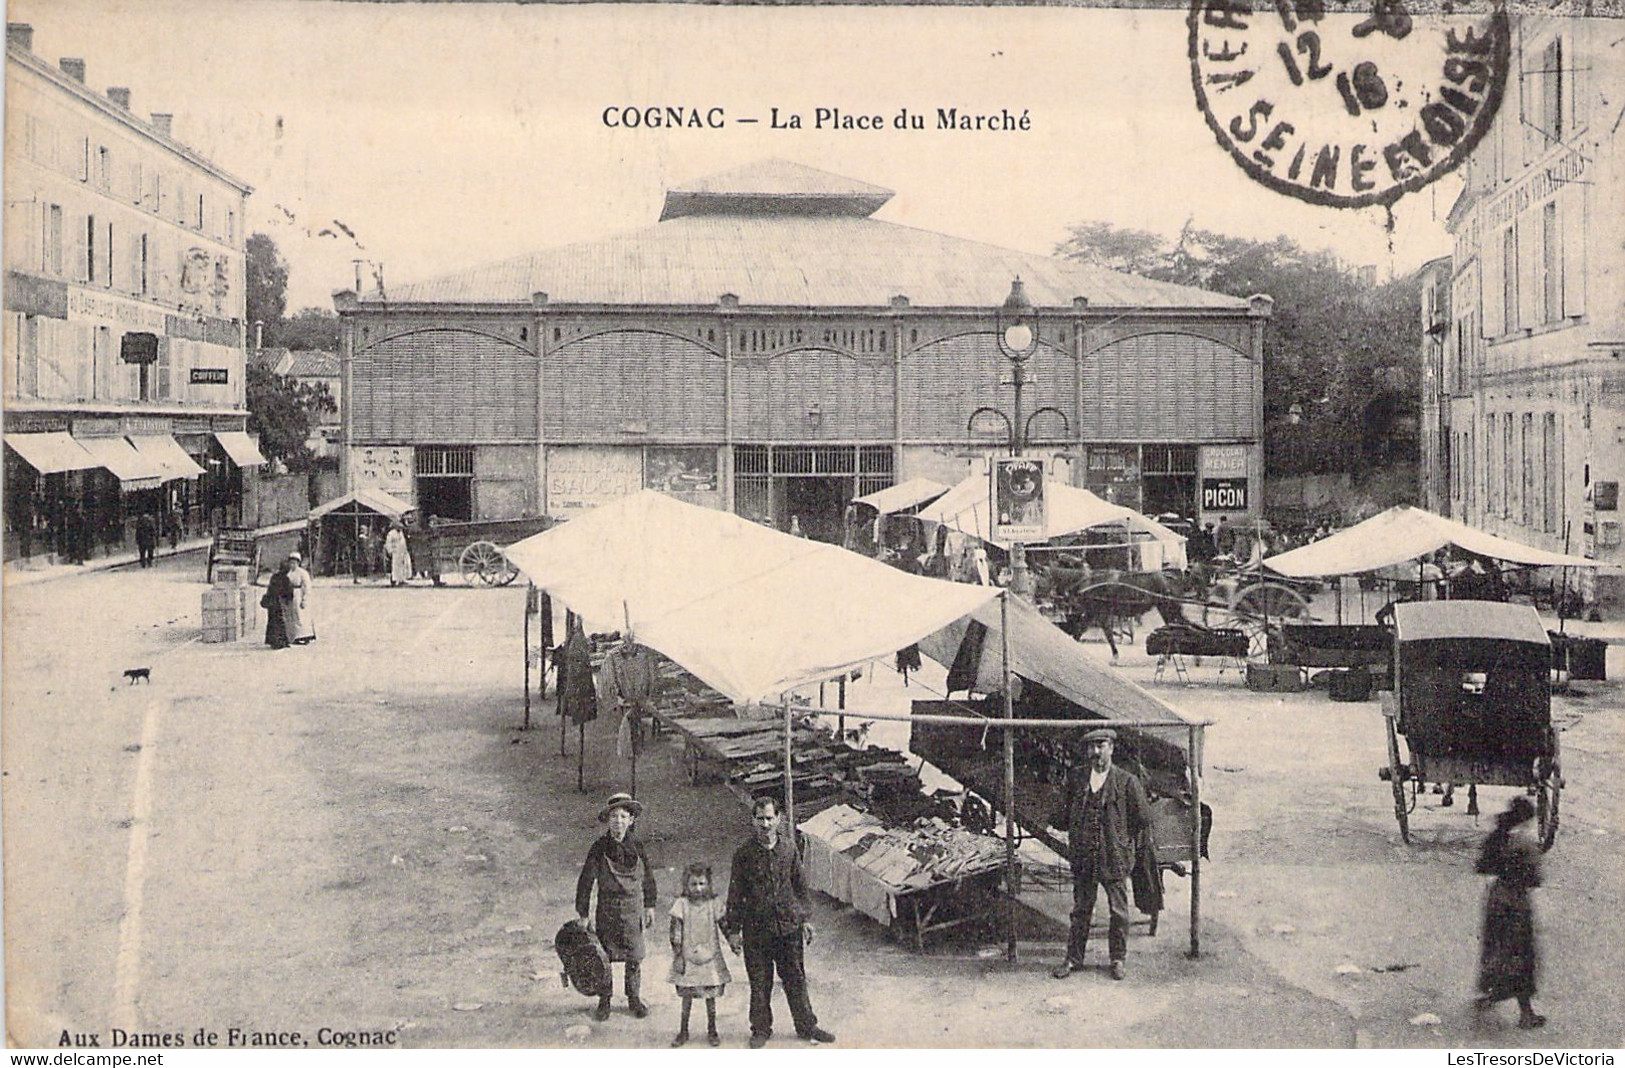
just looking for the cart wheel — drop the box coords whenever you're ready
[1384,715,1411,844]
[459,541,513,586]
[1231,581,1311,621]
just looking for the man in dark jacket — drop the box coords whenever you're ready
[1051,728,1153,981]
[722,796,836,1048]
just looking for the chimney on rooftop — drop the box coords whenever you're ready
[150,113,173,137]
[107,87,131,110]
[59,57,85,82]
[7,23,33,50]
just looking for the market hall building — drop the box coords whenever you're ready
[334,161,1271,541]
[3,24,261,566]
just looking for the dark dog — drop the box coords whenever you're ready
[123,667,151,685]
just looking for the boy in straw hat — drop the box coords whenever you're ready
[576,793,657,1021]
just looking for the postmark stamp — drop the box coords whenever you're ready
[1189,0,1511,208]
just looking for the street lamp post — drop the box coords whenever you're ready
[968,278,1069,602]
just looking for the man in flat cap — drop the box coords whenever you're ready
[1051,727,1152,981]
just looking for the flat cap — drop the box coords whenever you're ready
[1081,728,1117,744]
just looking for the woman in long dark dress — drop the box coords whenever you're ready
[262,562,293,648]
[576,793,656,1022]
[1475,797,1546,1029]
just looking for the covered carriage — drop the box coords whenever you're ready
[1379,601,1561,849]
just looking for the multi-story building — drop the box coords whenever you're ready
[1418,256,1453,515]
[1440,17,1625,606]
[3,23,260,565]
[335,160,1271,542]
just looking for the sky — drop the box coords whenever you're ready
[9,0,1465,311]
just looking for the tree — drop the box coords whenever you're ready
[245,361,337,471]
[245,232,288,336]
[276,307,341,352]
[1054,221,1423,477]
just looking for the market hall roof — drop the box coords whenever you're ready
[372,161,1250,312]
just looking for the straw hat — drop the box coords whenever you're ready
[597,792,643,821]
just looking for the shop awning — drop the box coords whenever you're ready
[4,431,99,475]
[852,478,950,515]
[77,436,165,489]
[213,430,267,467]
[1263,505,1611,576]
[127,435,205,480]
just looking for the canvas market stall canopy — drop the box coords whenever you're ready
[505,490,1207,956]
[1263,505,1609,578]
[505,490,1000,701]
[308,487,414,577]
[852,478,950,516]
[914,474,1188,569]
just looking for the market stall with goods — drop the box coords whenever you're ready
[504,490,1207,956]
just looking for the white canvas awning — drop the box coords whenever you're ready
[506,490,1001,702]
[77,436,164,489]
[309,487,414,521]
[852,478,950,515]
[4,432,99,475]
[505,491,1189,742]
[1264,505,1610,577]
[127,436,204,480]
[914,474,1187,567]
[918,595,1192,731]
[214,430,267,467]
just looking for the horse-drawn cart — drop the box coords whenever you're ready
[205,520,307,584]
[406,514,557,586]
[1378,601,1562,849]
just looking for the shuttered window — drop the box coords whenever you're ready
[1079,333,1256,440]
[352,329,538,442]
[546,330,723,441]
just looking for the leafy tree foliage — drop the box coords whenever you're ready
[245,232,288,334]
[1055,222,1421,476]
[243,233,338,468]
[245,362,337,471]
[276,307,342,352]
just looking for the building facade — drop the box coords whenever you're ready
[1439,17,1625,604]
[336,161,1271,542]
[3,23,261,565]
[1418,256,1453,515]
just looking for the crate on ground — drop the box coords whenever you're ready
[213,564,253,588]
[238,586,257,634]
[201,587,243,643]
[1246,663,1305,692]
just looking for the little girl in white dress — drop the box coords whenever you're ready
[667,862,732,1046]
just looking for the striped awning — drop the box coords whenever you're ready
[213,430,267,467]
[77,436,165,489]
[127,435,205,480]
[4,431,99,475]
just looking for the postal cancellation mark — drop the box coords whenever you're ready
[1189,0,1511,209]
